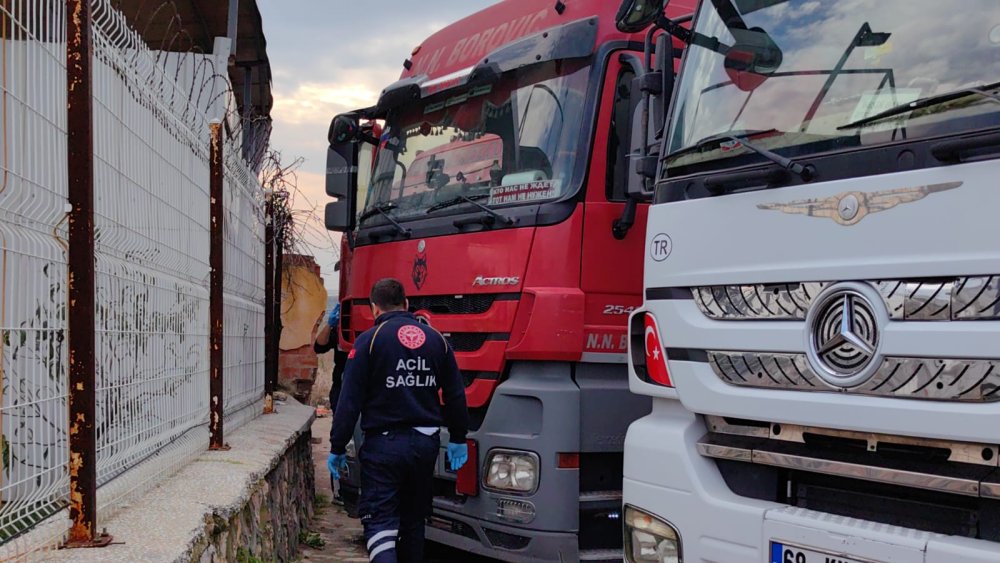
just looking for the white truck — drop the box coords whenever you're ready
[619,0,1000,561]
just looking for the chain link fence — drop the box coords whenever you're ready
[0,0,270,556]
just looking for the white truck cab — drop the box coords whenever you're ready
[623,1,1000,561]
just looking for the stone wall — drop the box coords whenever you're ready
[189,428,315,562]
[39,400,316,563]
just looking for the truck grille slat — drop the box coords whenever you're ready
[708,351,1000,402]
[697,432,995,497]
[694,276,1000,321]
[409,292,517,315]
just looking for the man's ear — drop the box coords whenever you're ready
[404,298,410,311]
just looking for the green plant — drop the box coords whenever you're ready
[236,547,265,563]
[298,530,325,549]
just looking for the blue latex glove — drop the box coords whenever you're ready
[328,453,347,479]
[446,442,468,472]
[327,303,341,328]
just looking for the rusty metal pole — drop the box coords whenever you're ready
[65,0,111,548]
[262,195,275,414]
[271,209,283,395]
[208,120,228,450]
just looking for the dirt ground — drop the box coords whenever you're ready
[297,414,499,562]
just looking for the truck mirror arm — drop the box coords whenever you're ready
[612,197,639,240]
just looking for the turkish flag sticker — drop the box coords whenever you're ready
[644,314,672,386]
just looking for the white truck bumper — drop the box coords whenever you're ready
[623,400,1000,562]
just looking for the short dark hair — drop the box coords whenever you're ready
[370,278,406,311]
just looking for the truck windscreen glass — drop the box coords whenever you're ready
[360,59,590,224]
[663,0,1000,173]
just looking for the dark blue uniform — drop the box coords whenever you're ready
[330,310,468,563]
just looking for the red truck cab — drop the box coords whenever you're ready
[325,1,693,560]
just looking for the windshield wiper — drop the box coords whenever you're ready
[837,81,1000,130]
[358,201,395,223]
[359,202,411,237]
[426,194,515,226]
[665,129,812,181]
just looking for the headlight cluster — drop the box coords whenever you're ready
[483,450,539,494]
[624,505,681,563]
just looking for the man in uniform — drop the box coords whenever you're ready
[328,278,469,563]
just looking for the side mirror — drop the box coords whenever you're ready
[625,81,654,200]
[329,113,360,145]
[649,33,675,141]
[326,114,359,200]
[723,27,783,92]
[615,0,666,33]
[325,200,352,232]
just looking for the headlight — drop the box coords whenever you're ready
[345,439,357,459]
[483,450,539,494]
[624,505,681,563]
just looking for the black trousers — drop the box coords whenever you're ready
[359,429,439,563]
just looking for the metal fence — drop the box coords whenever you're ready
[0,0,270,556]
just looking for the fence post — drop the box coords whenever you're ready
[263,195,275,414]
[209,120,228,450]
[65,0,111,548]
[271,211,283,397]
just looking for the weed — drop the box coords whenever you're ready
[298,530,325,549]
[236,547,265,563]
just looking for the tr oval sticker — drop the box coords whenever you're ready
[650,233,672,262]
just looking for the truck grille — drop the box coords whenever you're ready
[700,417,1000,541]
[410,293,518,315]
[693,275,1000,321]
[349,293,517,316]
[444,332,508,352]
[708,352,1000,402]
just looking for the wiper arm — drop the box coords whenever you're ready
[359,202,411,237]
[665,129,812,181]
[427,194,515,226]
[358,201,395,223]
[664,129,777,161]
[837,81,1000,130]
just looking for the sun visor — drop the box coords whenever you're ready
[371,16,598,117]
[467,16,598,84]
[374,75,427,115]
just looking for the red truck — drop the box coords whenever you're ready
[325,1,693,560]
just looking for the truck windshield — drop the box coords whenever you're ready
[361,59,590,223]
[664,0,1000,172]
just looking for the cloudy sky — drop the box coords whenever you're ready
[258,1,496,294]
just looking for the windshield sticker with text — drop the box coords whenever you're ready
[488,181,557,205]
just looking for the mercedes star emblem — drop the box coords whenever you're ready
[805,284,885,388]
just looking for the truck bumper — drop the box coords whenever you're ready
[426,508,581,563]
[624,401,1000,562]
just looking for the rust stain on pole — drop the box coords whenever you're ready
[272,219,283,402]
[208,120,228,450]
[263,195,275,414]
[64,0,111,548]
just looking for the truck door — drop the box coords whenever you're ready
[580,53,646,361]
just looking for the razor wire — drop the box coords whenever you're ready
[0,0,269,556]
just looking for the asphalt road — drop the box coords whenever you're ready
[300,414,499,562]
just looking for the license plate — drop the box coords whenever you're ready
[770,541,871,563]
